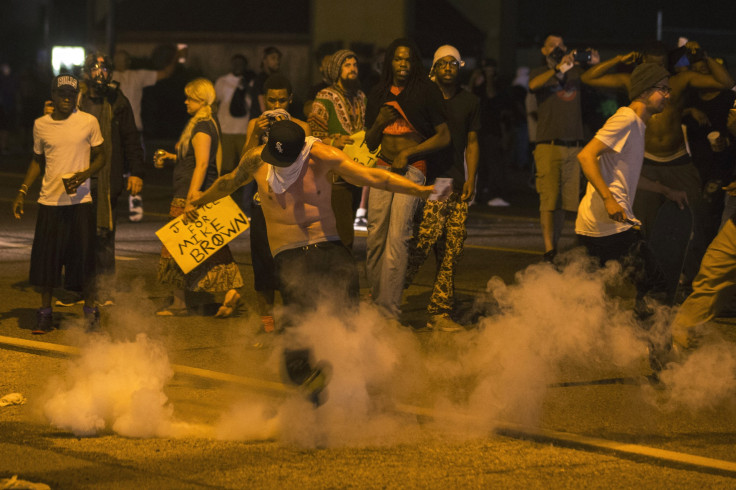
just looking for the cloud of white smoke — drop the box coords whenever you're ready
[42,333,203,438]
[647,342,736,412]
[38,251,736,445]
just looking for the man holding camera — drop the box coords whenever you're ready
[528,34,599,262]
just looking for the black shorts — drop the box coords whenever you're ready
[274,239,359,314]
[249,204,279,292]
[30,203,96,292]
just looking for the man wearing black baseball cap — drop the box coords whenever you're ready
[12,74,106,333]
[187,119,442,402]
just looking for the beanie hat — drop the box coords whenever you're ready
[328,49,357,84]
[432,45,465,68]
[629,63,670,101]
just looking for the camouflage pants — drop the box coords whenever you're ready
[405,193,468,314]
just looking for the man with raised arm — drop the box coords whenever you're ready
[528,33,600,262]
[581,41,734,287]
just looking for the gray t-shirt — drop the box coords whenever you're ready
[530,65,584,141]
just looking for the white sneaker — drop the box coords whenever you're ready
[354,216,368,231]
[427,313,464,332]
[129,195,143,222]
[487,197,510,207]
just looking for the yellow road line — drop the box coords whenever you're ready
[465,243,542,255]
[496,423,736,477]
[2,334,736,476]
[0,335,292,396]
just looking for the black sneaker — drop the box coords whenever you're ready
[542,249,557,263]
[301,362,333,407]
[84,306,100,332]
[33,308,54,334]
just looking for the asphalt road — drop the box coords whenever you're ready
[1,150,736,489]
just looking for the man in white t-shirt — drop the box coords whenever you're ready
[12,75,105,333]
[113,48,179,222]
[112,49,179,132]
[214,54,254,174]
[575,63,671,269]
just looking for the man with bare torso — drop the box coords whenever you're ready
[186,120,437,402]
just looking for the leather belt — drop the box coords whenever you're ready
[537,139,584,147]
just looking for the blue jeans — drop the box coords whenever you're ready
[366,165,425,317]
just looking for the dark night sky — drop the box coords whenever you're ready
[516,0,736,49]
[1,0,735,66]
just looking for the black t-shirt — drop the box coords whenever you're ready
[173,119,219,199]
[427,89,481,191]
[365,79,446,142]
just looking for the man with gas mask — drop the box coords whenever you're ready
[74,52,145,306]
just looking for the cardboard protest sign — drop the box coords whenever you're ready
[341,130,381,167]
[155,196,249,274]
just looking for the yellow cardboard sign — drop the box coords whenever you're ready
[155,196,249,274]
[341,130,381,167]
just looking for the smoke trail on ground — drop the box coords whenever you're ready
[646,342,736,412]
[38,251,736,444]
[443,252,649,430]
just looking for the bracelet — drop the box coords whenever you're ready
[18,186,28,195]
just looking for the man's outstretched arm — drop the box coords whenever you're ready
[314,142,436,199]
[188,146,262,212]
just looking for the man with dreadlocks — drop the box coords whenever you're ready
[363,38,450,319]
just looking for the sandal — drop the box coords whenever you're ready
[215,290,241,318]
[156,307,189,317]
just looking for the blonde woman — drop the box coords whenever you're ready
[156,78,243,317]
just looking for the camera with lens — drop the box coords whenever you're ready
[549,46,566,64]
[573,49,592,64]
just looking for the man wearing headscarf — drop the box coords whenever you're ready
[308,49,367,248]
